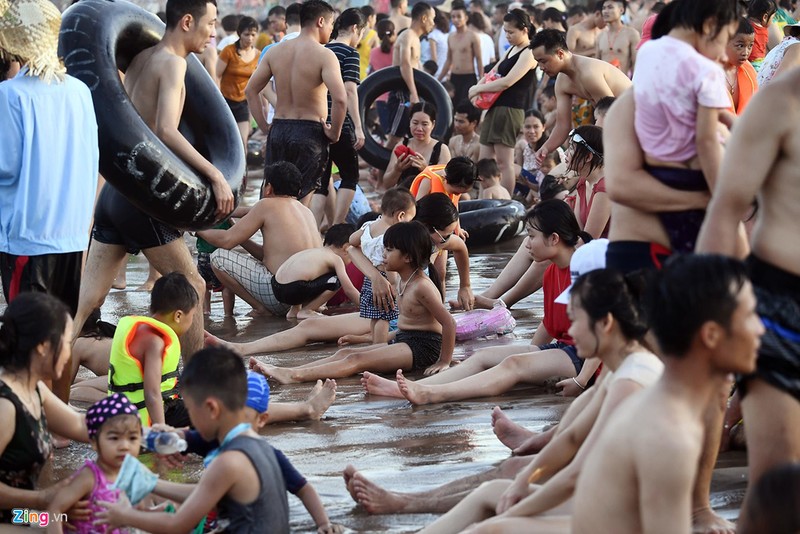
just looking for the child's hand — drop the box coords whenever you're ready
[96,493,132,528]
[456,287,475,312]
[317,523,345,534]
[64,499,91,525]
[424,360,451,376]
[555,377,584,397]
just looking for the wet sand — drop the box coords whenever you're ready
[35,175,746,532]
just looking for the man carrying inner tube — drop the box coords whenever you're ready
[246,0,347,206]
[73,0,233,363]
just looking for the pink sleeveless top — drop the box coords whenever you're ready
[71,460,128,534]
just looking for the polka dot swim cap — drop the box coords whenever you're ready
[86,393,139,439]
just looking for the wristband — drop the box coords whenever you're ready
[572,377,586,391]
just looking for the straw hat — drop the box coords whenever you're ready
[0,0,66,83]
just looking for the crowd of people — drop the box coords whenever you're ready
[2,0,800,531]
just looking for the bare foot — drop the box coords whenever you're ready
[204,331,235,351]
[449,295,498,311]
[396,370,434,405]
[246,307,270,317]
[692,507,735,534]
[248,358,296,385]
[136,280,157,292]
[305,379,337,420]
[361,371,403,398]
[351,471,411,514]
[343,464,359,501]
[286,307,298,320]
[296,309,323,320]
[491,406,534,450]
[111,280,126,290]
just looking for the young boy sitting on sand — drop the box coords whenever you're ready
[477,158,511,200]
[272,223,362,320]
[250,221,457,383]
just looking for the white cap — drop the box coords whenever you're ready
[555,238,609,305]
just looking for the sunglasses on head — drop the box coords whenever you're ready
[568,129,602,160]
[433,228,455,244]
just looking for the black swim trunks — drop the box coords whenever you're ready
[392,330,443,371]
[647,166,708,253]
[93,183,182,255]
[450,73,478,107]
[317,117,359,195]
[197,251,223,292]
[270,272,341,306]
[738,255,800,402]
[225,98,250,123]
[265,119,330,199]
[605,241,672,275]
[0,251,83,316]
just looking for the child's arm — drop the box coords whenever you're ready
[46,467,95,534]
[151,479,196,503]
[348,240,396,312]
[196,202,266,250]
[442,236,474,311]
[295,483,338,534]
[696,105,723,189]
[130,329,168,426]
[418,281,456,375]
[331,253,361,304]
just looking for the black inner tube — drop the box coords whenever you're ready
[357,67,453,170]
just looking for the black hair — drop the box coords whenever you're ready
[382,221,442,297]
[166,0,217,29]
[380,188,416,216]
[541,83,556,99]
[525,199,592,247]
[0,293,69,373]
[542,7,567,27]
[651,1,666,14]
[538,174,568,201]
[748,0,778,20]
[235,16,259,51]
[156,11,168,23]
[356,210,381,227]
[423,59,438,75]
[181,347,247,410]
[647,254,748,357]
[409,101,437,123]
[411,2,434,21]
[503,8,533,37]
[495,3,509,13]
[524,109,547,151]
[476,158,500,179]
[360,5,375,18]
[787,24,800,38]
[741,463,800,534]
[593,0,605,13]
[451,1,468,13]
[455,102,481,123]
[300,0,335,28]
[594,96,616,115]
[220,13,241,32]
[324,223,356,247]
[435,8,451,32]
[530,28,568,54]
[601,0,628,13]
[469,11,488,31]
[264,161,302,198]
[568,5,587,18]
[150,272,199,315]
[444,156,478,187]
[654,0,743,40]
[268,5,286,17]
[377,19,396,53]
[332,8,367,39]
[414,192,459,232]
[568,124,603,175]
[571,268,649,342]
[390,0,405,8]
[286,3,302,26]
[0,57,12,81]
[737,17,755,34]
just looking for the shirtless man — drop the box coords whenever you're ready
[73,0,234,360]
[596,0,640,75]
[438,2,483,106]
[245,0,347,204]
[697,68,800,533]
[566,0,606,57]
[197,162,322,317]
[532,29,631,165]
[390,0,412,33]
[572,255,763,534]
[386,2,435,142]
[448,102,482,162]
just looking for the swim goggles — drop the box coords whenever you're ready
[568,129,603,160]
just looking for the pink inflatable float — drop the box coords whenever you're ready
[454,303,516,341]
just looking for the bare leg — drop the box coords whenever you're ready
[311,193,328,229]
[737,378,800,533]
[70,375,109,404]
[142,240,205,359]
[112,260,127,289]
[265,379,337,422]
[222,287,235,317]
[500,260,547,308]
[333,187,356,225]
[470,239,532,303]
[397,349,576,405]
[137,264,161,291]
[491,406,534,450]
[419,479,513,534]
[237,120,249,152]
[211,266,269,316]
[297,289,338,320]
[494,143,516,195]
[463,515,571,533]
[72,240,128,342]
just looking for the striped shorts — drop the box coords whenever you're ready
[210,249,290,316]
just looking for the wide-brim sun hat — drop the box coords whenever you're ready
[0,0,66,83]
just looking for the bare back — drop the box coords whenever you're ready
[274,248,338,283]
[124,46,186,130]
[258,198,322,273]
[562,55,631,103]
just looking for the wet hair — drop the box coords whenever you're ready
[235,16,259,51]
[747,0,778,20]
[653,0,743,40]
[377,19,396,53]
[356,210,381,227]
[414,192,459,232]
[444,156,478,187]
[530,28,569,54]
[741,463,800,534]
[594,96,615,115]
[423,59,438,75]
[469,12,488,31]
[380,188,416,216]
[736,17,755,35]
[286,3,302,26]
[647,254,748,357]
[332,8,367,39]
[411,2,434,21]
[264,161,302,198]
[571,269,649,342]
[383,221,442,297]
[324,223,356,247]
[503,8,533,37]
[150,272,199,315]
[0,293,69,374]
[181,347,247,410]
[409,101,437,123]
[568,125,603,175]
[542,7,567,27]
[538,174,568,201]
[221,13,241,32]
[601,0,628,14]
[455,102,481,123]
[524,199,592,247]
[300,0,335,28]
[476,158,500,179]
[165,0,217,29]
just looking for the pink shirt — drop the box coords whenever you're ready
[633,36,730,163]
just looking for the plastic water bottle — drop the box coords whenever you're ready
[143,428,187,454]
